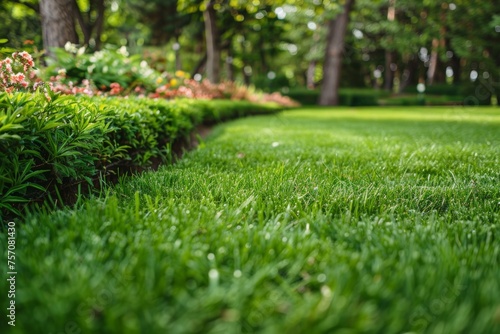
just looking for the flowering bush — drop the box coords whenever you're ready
[0,51,36,92]
[44,43,161,94]
[2,49,298,107]
[151,79,299,107]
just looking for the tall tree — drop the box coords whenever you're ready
[319,0,355,105]
[203,0,220,83]
[40,0,78,56]
[384,0,396,91]
[73,0,106,50]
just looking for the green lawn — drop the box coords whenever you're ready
[2,106,500,333]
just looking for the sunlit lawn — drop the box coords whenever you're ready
[2,106,500,334]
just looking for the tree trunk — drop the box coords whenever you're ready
[73,0,105,49]
[40,0,78,57]
[399,56,419,92]
[307,60,316,89]
[450,53,461,84]
[428,12,446,85]
[93,0,105,50]
[73,1,90,45]
[242,67,251,86]
[319,0,355,105]
[496,83,500,107]
[384,0,396,91]
[203,1,220,83]
[427,38,439,85]
[384,51,395,91]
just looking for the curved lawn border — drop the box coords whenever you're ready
[0,92,284,220]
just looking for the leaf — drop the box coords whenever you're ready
[40,122,64,131]
[0,123,24,134]
[1,195,29,203]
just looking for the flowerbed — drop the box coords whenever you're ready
[0,48,289,219]
[43,45,299,107]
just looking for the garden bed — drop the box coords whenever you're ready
[0,92,283,219]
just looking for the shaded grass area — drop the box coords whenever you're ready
[1,106,500,333]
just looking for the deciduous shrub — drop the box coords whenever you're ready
[0,92,282,219]
[0,92,115,217]
[0,50,285,218]
[283,88,383,106]
[44,44,161,94]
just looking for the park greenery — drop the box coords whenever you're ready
[1,106,500,333]
[0,0,500,333]
[1,0,499,105]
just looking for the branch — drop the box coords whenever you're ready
[72,0,91,45]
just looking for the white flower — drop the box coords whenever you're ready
[118,46,129,57]
[64,42,78,53]
[77,46,86,56]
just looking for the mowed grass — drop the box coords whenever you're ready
[1,106,500,334]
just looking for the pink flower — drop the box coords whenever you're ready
[3,63,12,73]
[17,73,25,81]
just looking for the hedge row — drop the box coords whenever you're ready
[285,84,498,106]
[0,91,282,218]
[283,88,387,106]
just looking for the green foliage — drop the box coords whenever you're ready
[284,88,386,106]
[44,45,162,92]
[282,88,321,105]
[0,92,281,219]
[0,1,42,54]
[253,73,291,93]
[0,92,112,217]
[339,88,381,106]
[2,106,499,333]
[402,83,464,96]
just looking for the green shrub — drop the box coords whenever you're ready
[342,88,382,106]
[283,88,383,106]
[402,83,464,96]
[382,96,426,106]
[0,92,115,217]
[44,45,161,93]
[253,73,291,93]
[0,93,282,219]
[283,88,320,105]
[460,83,493,106]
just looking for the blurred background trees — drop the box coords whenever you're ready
[1,0,499,105]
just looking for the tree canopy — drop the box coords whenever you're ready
[1,0,499,104]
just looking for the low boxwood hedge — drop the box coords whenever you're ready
[283,88,386,106]
[0,92,282,218]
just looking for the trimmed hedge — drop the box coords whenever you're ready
[402,83,464,96]
[283,88,387,106]
[400,83,496,106]
[285,85,495,106]
[0,92,281,218]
